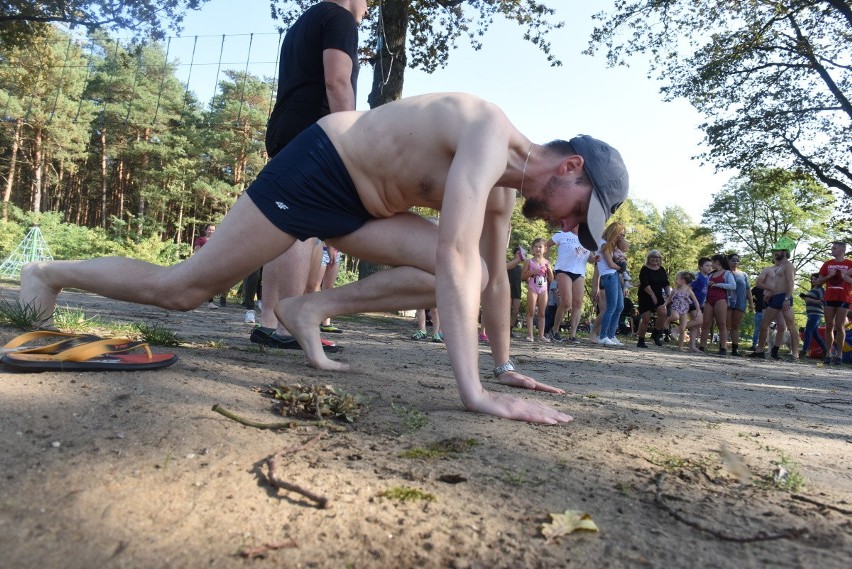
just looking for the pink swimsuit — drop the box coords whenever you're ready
[527,259,548,294]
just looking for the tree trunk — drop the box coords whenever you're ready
[367,0,408,108]
[31,126,43,213]
[100,127,108,229]
[359,0,410,280]
[2,118,21,222]
[117,159,125,222]
[175,199,184,248]
[137,128,150,238]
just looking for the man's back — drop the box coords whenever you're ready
[317,93,523,218]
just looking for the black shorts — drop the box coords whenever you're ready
[246,124,373,241]
[554,269,584,282]
[639,296,665,314]
[508,266,522,300]
[825,300,850,309]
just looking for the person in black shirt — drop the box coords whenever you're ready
[636,249,671,347]
[248,0,367,350]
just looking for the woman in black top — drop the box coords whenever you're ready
[636,250,671,348]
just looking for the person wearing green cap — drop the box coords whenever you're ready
[816,241,852,364]
[751,243,800,360]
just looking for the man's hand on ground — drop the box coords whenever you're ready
[466,390,573,424]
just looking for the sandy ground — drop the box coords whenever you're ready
[0,286,850,569]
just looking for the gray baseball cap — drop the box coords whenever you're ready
[570,135,629,251]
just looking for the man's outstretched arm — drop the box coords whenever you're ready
[479,187,565,395]
[435,125,572,424]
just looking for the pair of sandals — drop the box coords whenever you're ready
[1,330,178,372]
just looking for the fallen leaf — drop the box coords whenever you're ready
[540,510,599,542]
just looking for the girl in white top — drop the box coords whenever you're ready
[546,229,592,341]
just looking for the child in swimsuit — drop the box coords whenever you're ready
[522,238,554,342]
[664,271,703,352]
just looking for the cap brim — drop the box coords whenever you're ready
[577,192,607,251]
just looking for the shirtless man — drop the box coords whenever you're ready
[751,245,799,359]
[19,92,629,424]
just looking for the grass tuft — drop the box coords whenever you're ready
[378,486,435,502]
[0,298,45,329]
[136,322,181,347]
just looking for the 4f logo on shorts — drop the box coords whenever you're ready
[275,201,289,210]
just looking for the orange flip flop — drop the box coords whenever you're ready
[1,330,103,356]
[1,338,178,372]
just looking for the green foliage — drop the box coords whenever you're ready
[390,402,428,434]
[701,169,835,273]
[272,1,565,74]
[613,199,715,279]
[0,1,212,44]
[510,199,552,255]
[586,1,852,197]
[0,219,25,259]
[19,211,122,260]
[768,455,806,493]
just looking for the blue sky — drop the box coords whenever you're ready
[170,0,734,222]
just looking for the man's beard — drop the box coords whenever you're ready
[521,196,548,220]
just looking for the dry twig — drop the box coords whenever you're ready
[238,540,297,559]
[653,473,806,542]
[211,404,346,431]
[793,397,852,409]
[791,494,852,515]
[266,434,329,509]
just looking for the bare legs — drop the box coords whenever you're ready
[551,272,571,337]
[727,308,745,352]
[278,265,436,370]
[569,277,585,338]
[259,240,315,333]
[525,289,547,341]
[20,195,294,325]
[824,306,848,359]
[700,300,728,351]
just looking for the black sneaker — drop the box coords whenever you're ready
[637,338,649,348]
[250,326,342,353]
[770,346,780,360]
[567,337,580,344]
[832,356,842,365]
[823,356,832,365]
[718,348,727,356]
[552,332,564,342]
[749,351,766,359]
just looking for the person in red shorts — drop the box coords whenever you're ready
[816,241,852,364]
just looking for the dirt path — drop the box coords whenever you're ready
[1,287,850,568]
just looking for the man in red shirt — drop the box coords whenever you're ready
[816,241,852,364]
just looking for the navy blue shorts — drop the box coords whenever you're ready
[766,293,789,310]
[246,124,373,241]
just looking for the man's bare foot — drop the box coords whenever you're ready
[19,262,60,326]
[277,296,348,371]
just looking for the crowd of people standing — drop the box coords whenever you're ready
[490,229,852,364]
